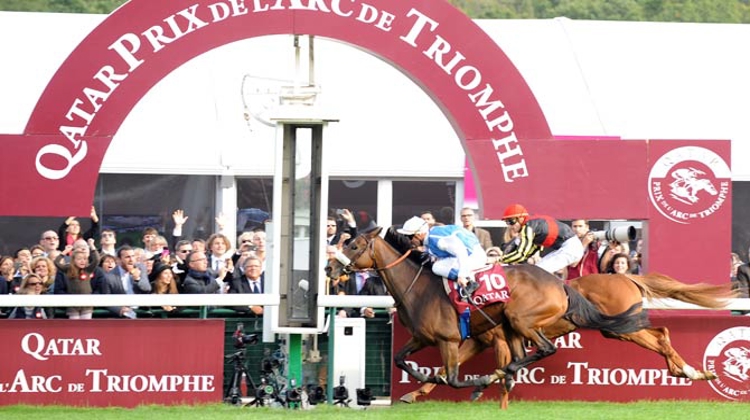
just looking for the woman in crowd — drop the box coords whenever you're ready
[57,207,99,254]
[149,262,180,313]
[8,274,47,319]
[54,249,99,319]
[605,252,633,274]
[30,256,56,294]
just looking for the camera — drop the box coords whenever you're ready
[335,208,346,216]
[333,375,349,401]
[592,226,636,243]
[233,323,259,349]
[306,384,326,405]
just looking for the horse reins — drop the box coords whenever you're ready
[340,237,423,302]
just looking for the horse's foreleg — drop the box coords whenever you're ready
[436,340,501,389]
[603,327,715,380]
[400,337,490,404]
[394,338,430,383]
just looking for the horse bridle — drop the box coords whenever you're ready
[337,234,421,297]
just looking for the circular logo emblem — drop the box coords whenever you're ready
[703,326,750,401]
[648,146,730,224]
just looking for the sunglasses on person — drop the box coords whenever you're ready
[505,218,519,226]
[26,282,42,287]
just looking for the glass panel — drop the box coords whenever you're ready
[236,177,273,232]
[95,174,216,246]
[0,174,216,255]
[291,129,312,319]
[392,180,457,226]
[328,180,378,230]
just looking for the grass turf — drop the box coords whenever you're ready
[1,400,748,420]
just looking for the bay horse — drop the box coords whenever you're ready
[401,271,736,407]
[325,227,645,394]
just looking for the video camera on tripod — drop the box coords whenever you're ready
[233,322,259,349]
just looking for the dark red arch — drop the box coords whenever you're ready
[2,0,549,218]
[0,0,730,285]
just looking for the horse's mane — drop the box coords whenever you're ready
[383,226,431,267]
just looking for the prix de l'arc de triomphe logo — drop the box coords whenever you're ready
[704,326,750,401]
[648,146,730,224]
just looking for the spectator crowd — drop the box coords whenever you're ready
[3,205,746,319]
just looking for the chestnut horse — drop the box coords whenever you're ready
[401,272,736,406]
[326,227,646,397]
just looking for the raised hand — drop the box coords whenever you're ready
[215,212,227,231]
[172,209,189,226]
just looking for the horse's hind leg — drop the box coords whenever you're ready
[487,334,512,410]
[503,329,557,379]
[604,327,716,380]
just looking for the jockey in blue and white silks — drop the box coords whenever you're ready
[398,216,486,292]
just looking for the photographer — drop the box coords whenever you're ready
[232,231,257,275]
[566,219,600,280]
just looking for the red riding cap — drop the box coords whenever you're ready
[502,204,529,219]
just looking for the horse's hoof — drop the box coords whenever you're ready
[705,371,718,380]
[470,391,484,401]
[504,377,516,392]
[399,393,416,404]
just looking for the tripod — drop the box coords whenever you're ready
[224,349,260,406]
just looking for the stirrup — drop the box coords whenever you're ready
[463,280,479,296]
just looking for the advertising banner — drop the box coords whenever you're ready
[392,315,750,402]
[0,319,224,407]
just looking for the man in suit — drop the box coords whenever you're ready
[182,251,224,294]
[340,272,389,318]
[228,255,264,315]
[101,245,151,318]
[460,207,493,250]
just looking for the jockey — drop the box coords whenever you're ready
[398,216,486,295]
[499,204,584,276]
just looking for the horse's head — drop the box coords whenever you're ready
[698,178,718,195]
[325,227,383,280]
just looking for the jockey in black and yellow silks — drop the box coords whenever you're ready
[499,204,583,276]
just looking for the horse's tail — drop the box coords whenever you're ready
[627,272,737,309]
[562,284,651,334]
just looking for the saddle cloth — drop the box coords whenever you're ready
[443,263,511,314]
